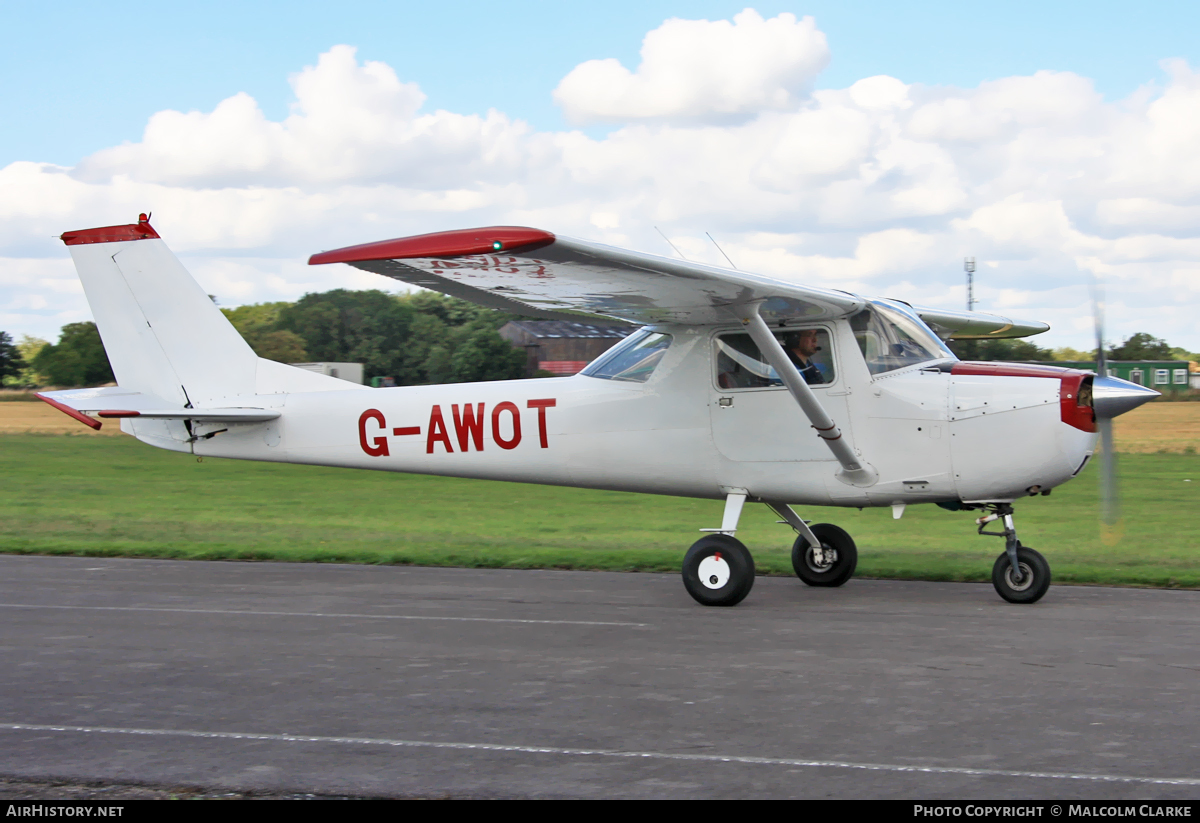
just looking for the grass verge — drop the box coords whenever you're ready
[2,434,1197,587]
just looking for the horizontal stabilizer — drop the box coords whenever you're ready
[37,388,280,431]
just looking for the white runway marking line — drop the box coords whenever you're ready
[0,603,645,628]
[1,723,1196,787]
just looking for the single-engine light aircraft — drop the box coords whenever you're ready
[40,215,1158,605]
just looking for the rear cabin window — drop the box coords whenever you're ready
[714,329,835,389]
[581,330,672,383]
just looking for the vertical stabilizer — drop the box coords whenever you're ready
[63,215,260,406]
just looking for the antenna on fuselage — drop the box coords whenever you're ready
[706,232,738,270]
[654,226,689,261]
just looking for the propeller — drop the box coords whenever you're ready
[1088,278,1160,545]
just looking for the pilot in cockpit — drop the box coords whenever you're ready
[783,329,827,384]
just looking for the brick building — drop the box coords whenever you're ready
[499,320,634,377]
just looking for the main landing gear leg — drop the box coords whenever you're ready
[977,504,1051,604]
[766,502,858,588]
[682,491,755,607]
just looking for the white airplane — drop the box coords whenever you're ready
[39,215,1158,606]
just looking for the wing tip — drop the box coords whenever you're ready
[308,226,555,266]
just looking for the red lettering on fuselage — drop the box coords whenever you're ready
[491,401,522,450]
[526,398,556,448]
[359,409,389,457]
[426,405,454,453]
[360,398,554,456]
[452,403,486,452]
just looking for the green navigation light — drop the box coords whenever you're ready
[492,241,503,251]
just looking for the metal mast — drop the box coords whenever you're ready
[965,257,977,311]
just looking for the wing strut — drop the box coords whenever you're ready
[739,306,878,488]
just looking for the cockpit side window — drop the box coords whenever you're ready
[714,328,835,389]
[581,330,672,383]
[851,301,954,375]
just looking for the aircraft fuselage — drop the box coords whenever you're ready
[129,321,1098,508]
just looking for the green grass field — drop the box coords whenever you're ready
[1,434,1197,587]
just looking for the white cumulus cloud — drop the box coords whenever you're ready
[73,45,533,190]
[553,9,829,124]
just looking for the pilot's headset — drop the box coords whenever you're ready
[782,330,821,352]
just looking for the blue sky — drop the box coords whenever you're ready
[3,1,1197,167]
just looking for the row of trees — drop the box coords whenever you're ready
[1,290,526,389]
[1,325,115,388]
[2,301,1195,389]
[221,289,525,385]
[947,332,1195,363]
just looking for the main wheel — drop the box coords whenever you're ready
[682,534,755,607]
[792,523,857,587]
[991,545,1050,604]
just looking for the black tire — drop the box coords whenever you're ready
[792,523,857,587]
[991,545,1051,604]
[682,535,755,607]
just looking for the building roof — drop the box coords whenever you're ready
[1024,360,1190,367]
[500,320,635,339]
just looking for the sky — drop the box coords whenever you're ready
[2,1,1199,351]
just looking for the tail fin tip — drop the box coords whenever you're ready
[62,213,160,246]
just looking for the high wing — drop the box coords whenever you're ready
[908,306,1049,340]
[310,226,1048,337]
[310,227,863,325]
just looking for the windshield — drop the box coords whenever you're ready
[581,330,672,383]
[851,301,954,375]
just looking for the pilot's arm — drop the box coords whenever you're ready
[798,360,824,384]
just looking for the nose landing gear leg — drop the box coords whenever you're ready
[977,504,1051,604]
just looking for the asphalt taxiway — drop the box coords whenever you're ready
[0,555,1196,799]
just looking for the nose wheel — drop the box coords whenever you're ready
[991,544,1051,603]
[975,503,1051,604]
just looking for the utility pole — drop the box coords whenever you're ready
[964,257,977,311]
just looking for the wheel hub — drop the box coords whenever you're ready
[697,554,731,589]
[806,544,838,573]
[1004,562,1035,592]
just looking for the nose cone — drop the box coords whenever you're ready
[1093,375,1160,419]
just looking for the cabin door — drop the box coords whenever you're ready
[708,327,850,463]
